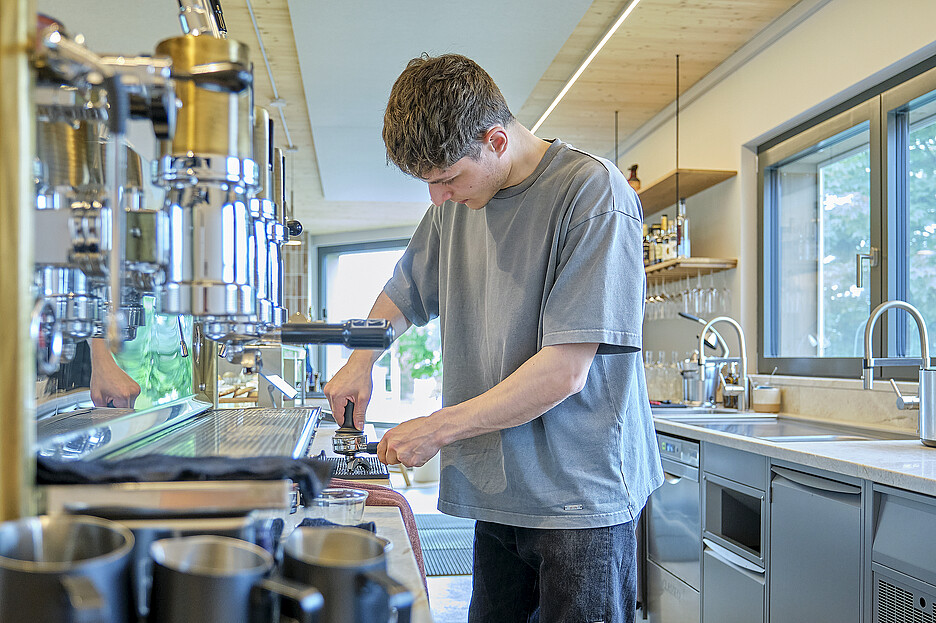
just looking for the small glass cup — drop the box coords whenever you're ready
[308,488,369,525]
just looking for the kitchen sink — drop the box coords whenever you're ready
[652,410,915,442]
[650,405,772,419]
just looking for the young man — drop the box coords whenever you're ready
[324,53,662,623]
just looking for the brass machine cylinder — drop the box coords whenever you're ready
[0,0,37,521]
[155,35,251,159]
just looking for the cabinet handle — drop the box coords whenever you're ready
[663,471,683,485]
[703,538,765,575]
[771,466,860,496]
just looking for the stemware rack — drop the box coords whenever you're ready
[645,257,737,282]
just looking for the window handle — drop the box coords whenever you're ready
[855,247,880,289]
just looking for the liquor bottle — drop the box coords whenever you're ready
[642,223,650,266]
[650,224,663,264]
[659,216,670,262]
[676,198,690,258]
[627,164,641,191]
[666,220,677,261]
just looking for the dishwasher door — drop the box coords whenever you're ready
[648,456,701,590]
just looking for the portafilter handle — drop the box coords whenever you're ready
[337,400,359,433]
[333,401,379,456]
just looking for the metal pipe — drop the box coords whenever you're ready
[0,0,37,520]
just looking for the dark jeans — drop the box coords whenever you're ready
[468,519,637,623]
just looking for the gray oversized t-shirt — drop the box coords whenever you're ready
[385,139,663,528]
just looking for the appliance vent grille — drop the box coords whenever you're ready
[876,576,935,623]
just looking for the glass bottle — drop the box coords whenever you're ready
[676,198,690,258]
[627,164,641,191]
[642,223,650,266]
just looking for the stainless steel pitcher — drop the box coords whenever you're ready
[0,514,134,623]
[283,527,413,623]
[148,534,321,623]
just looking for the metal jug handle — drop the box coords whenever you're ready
[362,569,414,623]
[249,576,323,623]
[60,575,107,623]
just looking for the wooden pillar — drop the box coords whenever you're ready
[0,0,37,520]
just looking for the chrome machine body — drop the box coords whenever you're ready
[25,6,393,479]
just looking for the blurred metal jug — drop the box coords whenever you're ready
[0,514,134,623]
[680,359,720,406]
[283,527,413,623]
[148,535,321,623]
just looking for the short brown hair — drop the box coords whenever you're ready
[383,54,515,179]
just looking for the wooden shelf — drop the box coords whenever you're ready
[637,168,737,216]
[645,257,737,282]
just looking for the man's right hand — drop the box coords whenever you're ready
[323,354,375,430]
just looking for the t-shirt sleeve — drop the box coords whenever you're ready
[384,207,441,327]
[541,168,645,354]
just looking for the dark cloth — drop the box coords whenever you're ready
[297,517,377,533]
[468,519,638,623]
[36,455,333,503]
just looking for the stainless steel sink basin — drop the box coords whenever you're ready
[650,406,771,419]
[653,411,914,442]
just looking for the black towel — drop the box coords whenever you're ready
[297,517,377,533]
[37,454,333,503]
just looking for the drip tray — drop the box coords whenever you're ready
[327,456,390,480]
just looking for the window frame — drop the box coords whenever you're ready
[315,238,410,380]
[758,61,936,379]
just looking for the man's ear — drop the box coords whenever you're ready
[483,126,508,156]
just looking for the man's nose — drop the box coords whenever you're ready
[428,185,451,206]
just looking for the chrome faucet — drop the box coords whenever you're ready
[699,316,748,411]
[862,300,936,446]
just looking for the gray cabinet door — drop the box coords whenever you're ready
[769,466,861,623]
[702,546,765,623]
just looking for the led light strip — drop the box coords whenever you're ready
[531,0,642,134]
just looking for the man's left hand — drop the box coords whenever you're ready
[377,414,445,468]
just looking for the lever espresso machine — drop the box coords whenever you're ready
[331,401,379,474]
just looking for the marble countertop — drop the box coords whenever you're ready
[654,417,936,496]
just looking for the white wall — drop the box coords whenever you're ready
[625,0,936,373]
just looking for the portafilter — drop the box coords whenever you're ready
[331,400,378,474]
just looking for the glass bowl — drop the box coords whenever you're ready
[307,488,369,525]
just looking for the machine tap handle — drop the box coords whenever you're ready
[280,320,394,350]
[889,378,920,410]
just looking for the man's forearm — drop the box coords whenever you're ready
[434,342,598,444]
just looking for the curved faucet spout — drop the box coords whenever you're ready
[863,300,932,389]
[699,316,748,410]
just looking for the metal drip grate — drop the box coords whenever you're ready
[325,456,389,480]
[110,407,319,459]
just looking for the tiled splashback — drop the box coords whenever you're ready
[749,375,918,434]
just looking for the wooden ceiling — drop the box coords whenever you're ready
[222,0,802,234]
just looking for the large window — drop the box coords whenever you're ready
[317,240,442,424]
[759,63,936,377]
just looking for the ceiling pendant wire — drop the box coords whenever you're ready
[675,53,680,205]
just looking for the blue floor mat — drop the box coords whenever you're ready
[415,514,476,576]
